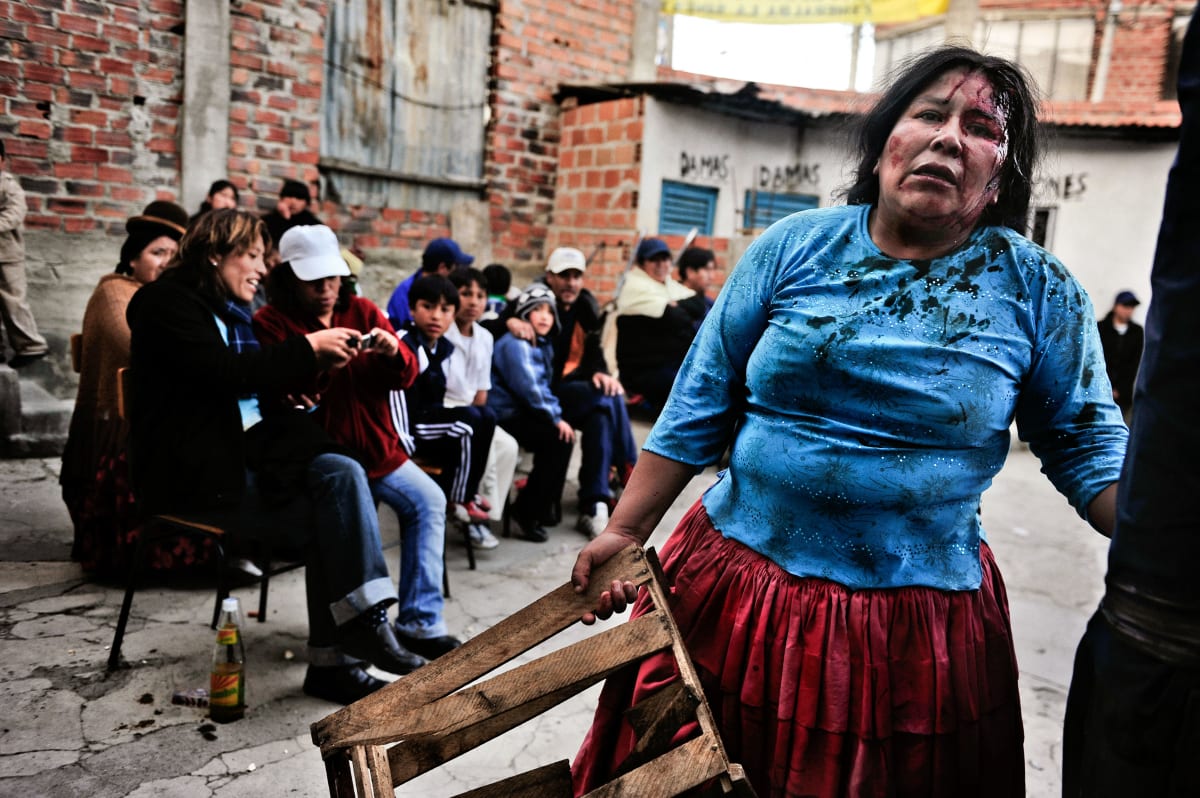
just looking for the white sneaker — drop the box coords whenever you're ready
[467,523,500,550]
[576,502,609,540]
[232,558,263,578]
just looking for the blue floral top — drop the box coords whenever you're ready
[646,204,1127,591]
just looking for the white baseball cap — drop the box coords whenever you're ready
[278,225,351,281]
[545,247,586,274]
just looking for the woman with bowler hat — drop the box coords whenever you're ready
[61,200,190,573]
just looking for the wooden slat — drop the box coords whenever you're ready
[323,751,356,798]
[312,544,652,751]
[348,746,374,798]
[642,549,737,769]
[384,679,586,787]
[337,610,672,748]
[364,746,392,797]
[581,733,728,798]
[450,760,572,798]
[616,681,699,777]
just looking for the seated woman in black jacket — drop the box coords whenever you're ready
[125,209,424,705]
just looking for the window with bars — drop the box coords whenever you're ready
[659,180,718,236]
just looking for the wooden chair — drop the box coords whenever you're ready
[107,367,304,671]
[310,544,758,798]
[69,333,82,373]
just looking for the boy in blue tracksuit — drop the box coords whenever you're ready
[393,275,495,523]
[488,284,574,542]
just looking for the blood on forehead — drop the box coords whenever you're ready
[930,69,1010,134]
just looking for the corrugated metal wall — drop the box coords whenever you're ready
[322,0,493,211]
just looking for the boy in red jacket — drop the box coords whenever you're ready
[254,225,461,663]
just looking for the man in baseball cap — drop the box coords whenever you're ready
[1097,289,1144,422]
[277,224,351,281]
[503,244,638,540]
[386,237,474,328]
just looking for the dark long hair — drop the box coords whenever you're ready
[167,209,270,307]
[842,46,1042,233]
[198,179,239,214]
[265,262,354,320]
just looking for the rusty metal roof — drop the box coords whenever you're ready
[557,68,1181,137]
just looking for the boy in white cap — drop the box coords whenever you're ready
[502,247,639,539]
[254,225,463,669]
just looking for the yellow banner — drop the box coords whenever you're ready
[662,0,949,24]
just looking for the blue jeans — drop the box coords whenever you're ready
[556,380,639,507]
[226,453,396,667]
[371,459,448,639]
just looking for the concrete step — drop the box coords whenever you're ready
[1,365,73,458]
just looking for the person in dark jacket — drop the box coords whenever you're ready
[126,209,424,705]
[499,247,639,539]
[1063,13,1200,795]
[614,237,708,415]
[1096,290,1144,423]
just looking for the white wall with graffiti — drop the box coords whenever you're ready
[1033,137,1175,321]
[635,93,1172,318]
[637,97,852,238]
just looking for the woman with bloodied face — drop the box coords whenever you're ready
[569,47,1127,797]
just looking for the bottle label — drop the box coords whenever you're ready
[216,628,239,646]
[211,671,243,707]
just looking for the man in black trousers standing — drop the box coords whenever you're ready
[1063,11,1200,796]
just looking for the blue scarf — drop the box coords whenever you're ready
[222,300,260,353]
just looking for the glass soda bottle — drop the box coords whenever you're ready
[210,596,246,723]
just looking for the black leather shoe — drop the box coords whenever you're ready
[395,631,462,660]
[339,619,428,675]
[511,513,549,542]
[303,664,387,705]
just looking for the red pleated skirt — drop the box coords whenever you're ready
[571,501,1024,798]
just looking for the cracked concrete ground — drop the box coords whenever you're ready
[0,426,1107,797]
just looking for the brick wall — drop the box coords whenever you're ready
[487,0,635,272]
[1,0,185,235]
[548,96,643,298]
[549,95,733,303]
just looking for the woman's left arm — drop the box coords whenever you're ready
[1015,257,1128,534]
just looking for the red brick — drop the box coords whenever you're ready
[67,70,107,92]
[17,119,52,139]
[97,165,133,184]
[96,131,132,148]
[24,63,65,85]
[22,82,54,102]
[64,126,93,144]
[73,34,111,53]
[71,145,108,163]
[65,216,103,233]
[102,24,141,45]
[110,186,145,201]
[25,214,62,230]
[26,26,71,48]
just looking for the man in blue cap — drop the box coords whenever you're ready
[1096,289,1144,423]
[387,237,474,328]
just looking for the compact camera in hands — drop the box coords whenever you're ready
[356,331,377,350]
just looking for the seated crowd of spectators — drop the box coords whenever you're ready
[60,175,717,706]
